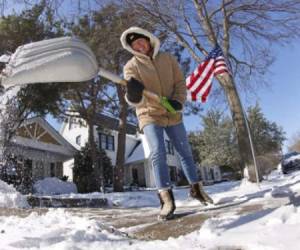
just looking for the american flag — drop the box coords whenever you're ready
[186,45,229,102]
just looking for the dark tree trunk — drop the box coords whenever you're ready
[113,85,128,192]
[217,73,262,182]
[88,120,104,191]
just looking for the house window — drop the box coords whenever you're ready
[68,118,73,130]
[76,135,81,146]
[210,168,215,180]
[50,163,55,177]
[132,168,139,185]
[56,162,63,178]
[165,140,174,155]
[203,167,209,180]
[99,133,115,151]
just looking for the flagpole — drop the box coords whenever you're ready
[219,75,260,187]
[240,102,260,188]
[186,44,260,187]
[221,45,260,187]
[231,77,260,188]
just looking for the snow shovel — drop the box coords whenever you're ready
[0,37,176,114]
[97,67,176,113]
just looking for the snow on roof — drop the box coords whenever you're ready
[125,142,145,164]
[283,153,300,164]
[0,54,10,63]
[125,134,151,164]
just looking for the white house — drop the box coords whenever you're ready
[199,165,222,185]
[60,113,189,188]
[60,113,224,188]
[0,117,76,192]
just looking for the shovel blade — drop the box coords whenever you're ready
[1,37,99,88]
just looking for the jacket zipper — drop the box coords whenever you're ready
[150,58,163,96]
[151,57,170,126]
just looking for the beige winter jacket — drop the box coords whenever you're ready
[120,27,186,130]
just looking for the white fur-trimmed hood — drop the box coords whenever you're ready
[120,27,160,59]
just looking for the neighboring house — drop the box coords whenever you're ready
[124,133,188,188]
[60,113,189,188]
[0,117,76,192]
[198,165,222,185]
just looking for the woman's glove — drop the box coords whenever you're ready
[168,99,183,111]
[126,77,144,103]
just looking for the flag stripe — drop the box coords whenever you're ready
[187,60,210,89]
[191,75,213,102]
[214,69,228,75]
[191,67,214,97]
[185,45,230,103]
[201,83,212,102]
[188,59,214,92]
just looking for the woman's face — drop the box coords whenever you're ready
[131,38,151,55]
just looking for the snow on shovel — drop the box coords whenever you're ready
[0,37,176,114]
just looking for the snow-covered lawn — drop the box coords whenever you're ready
[1,168,300,250]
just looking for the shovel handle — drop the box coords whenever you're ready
[121,79,176,114]
[98,67,176,114]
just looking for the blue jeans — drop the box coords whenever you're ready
[143,122,199,189]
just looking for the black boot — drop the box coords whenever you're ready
[157,189,176,220]
[190,182,213,205]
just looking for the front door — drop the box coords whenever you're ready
[132,168,139,185]
[22,159,33,193]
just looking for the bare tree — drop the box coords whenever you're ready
[288,131,300,152]
[123,0,300,182]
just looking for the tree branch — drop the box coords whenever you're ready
[180,1,208,56]
[222,0,230,54]
[193,0,217,44]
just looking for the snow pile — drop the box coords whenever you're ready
[270,185,294,198]
[104,190,159,208]
[198,204,300,250]
[0,209,130,250]
[267,166,284,180]
[47,190,160,208]
[283,153,300,164]
[238,177,261,190]
[33,177,77,195]
[0,179,29,208]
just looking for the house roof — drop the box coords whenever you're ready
[125,141,145,164]
[125,134,151,165]
[14,116,76,157]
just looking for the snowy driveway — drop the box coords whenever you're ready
[1,169,300,249]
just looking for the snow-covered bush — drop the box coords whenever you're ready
[33,177,77,195]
